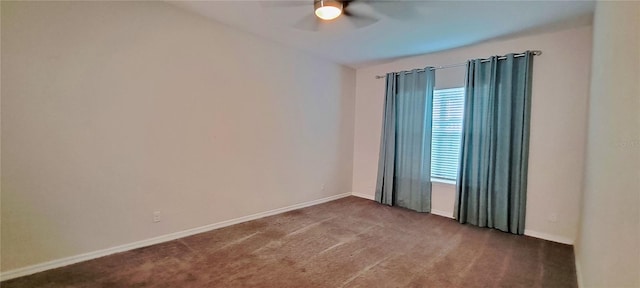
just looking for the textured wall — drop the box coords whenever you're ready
[575,1,640,287]
[1,1,355,271]
[352,26,593,243]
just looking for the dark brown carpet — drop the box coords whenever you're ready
[2,196,577,287]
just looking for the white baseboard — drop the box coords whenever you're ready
[430,209,454,219]
[349,192,572,245]
[350,192,375,200]
[524,229,574,245]
[0,193,351,282]
[351,192,454,219]
[575,253,583,287]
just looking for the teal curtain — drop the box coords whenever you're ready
[375,68,435,213]
[454,52,534,234]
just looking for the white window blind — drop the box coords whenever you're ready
[431,87,465,181]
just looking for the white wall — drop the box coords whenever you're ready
[1,1,355,272]
[352,26,593,243]
[575,1,640,287]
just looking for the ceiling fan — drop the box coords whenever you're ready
[262,0,379,31]
[313,0,364,20]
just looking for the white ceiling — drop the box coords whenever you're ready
[170,0,595,68]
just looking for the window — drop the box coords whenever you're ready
[431,87,465,181]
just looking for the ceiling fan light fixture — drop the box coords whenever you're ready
[314,0,342,20]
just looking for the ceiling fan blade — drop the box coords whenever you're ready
[343,6,378,28]
[345,14,378,28]
[293,13,322,31]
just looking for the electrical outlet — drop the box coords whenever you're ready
[548,213,558,223]
[153,211,161,223]
[321,184,326,191]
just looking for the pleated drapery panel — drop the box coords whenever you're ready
[375,69,435,213]
[455,52,534,234]
[376,73,397,206]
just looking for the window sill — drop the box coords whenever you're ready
[431,178,456,185]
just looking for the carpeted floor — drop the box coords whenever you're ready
[2,196,577,287]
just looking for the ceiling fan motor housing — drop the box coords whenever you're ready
[314,0,343,20]
[314,0,343,10]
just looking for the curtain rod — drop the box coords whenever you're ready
[374,50,542,79]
